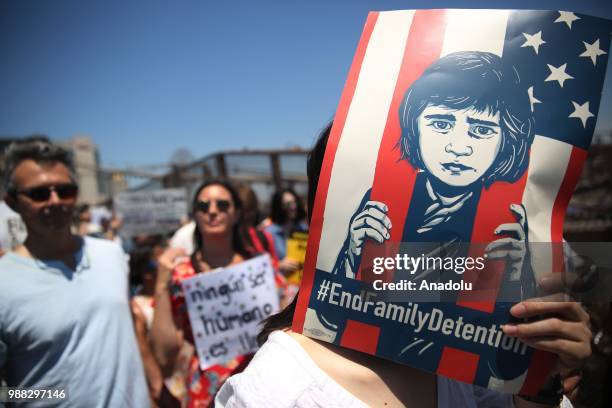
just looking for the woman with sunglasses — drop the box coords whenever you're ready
[150,180,261,408]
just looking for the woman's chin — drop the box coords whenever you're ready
[202,226,229,236]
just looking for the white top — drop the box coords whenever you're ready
[216,331,517,408]
[169,221,196,254]
[216,331,369,408]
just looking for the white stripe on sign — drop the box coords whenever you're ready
[440,9,509,57]
[316,10,415,272]
[521,135,572,277]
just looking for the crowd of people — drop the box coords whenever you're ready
[0,132,603,408]
[0,137,309,407]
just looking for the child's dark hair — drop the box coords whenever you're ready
[257,123,331,345]
[398,51,534,187]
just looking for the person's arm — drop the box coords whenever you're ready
[131,300,164,400]
[0,336,6,385]
[150,247,187,375]
[279,258,301,276]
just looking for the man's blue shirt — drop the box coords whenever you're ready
[0,237,149,407]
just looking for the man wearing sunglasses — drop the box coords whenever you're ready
[0,137,149,407]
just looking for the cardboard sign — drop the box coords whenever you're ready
[181,254,280,370]
[293,9,611,395]
[0,201,26,250]
[285,232,308,284]
[114,188,187,237]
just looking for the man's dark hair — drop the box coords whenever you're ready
[398,51,535,188]
[2,137,77,193]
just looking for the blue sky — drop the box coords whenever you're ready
[1,0,611,169]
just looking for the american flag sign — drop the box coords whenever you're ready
[293,9,611,395]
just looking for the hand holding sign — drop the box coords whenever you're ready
[279,258,300,276]
[156,247,188,289]
[182,254,279,369]
[503,271,592,372]
[343,191,392,275]
[485,203,528,281]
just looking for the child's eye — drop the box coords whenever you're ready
[475,126,493,135]
[469,125,498,138]
[431,120,452,131]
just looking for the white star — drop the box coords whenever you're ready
[545,63,574,88]
[555,11,580,29]
[521,31,546,55]
[527,86,542,112]
[569,101,594,128]
[580,39,607,66]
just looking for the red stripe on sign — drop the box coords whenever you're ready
[292,12,379,333]
[357,9,448,283]
[551,146,588,272]
[456,170,529,313]
[437,346,479,384]
[340,320,380,355]
[518,349,558,396]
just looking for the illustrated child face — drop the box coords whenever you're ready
[418,104,502,187]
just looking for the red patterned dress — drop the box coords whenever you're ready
[169,261,252,408]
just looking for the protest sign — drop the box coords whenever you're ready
[293,9,611,395]
[285,232,308,284]
[0,201,26,250]
[113,188,187,237]
[181,254,279,370]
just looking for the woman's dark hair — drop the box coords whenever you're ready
[236,183,261,227]
[129,245,157,287]
[191,179,254,262]
[258,123,331,345]
[269,188,307,225]
[128,235,166,286]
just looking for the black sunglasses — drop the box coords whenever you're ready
[194,199,231,213]
[15,183,79,202]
